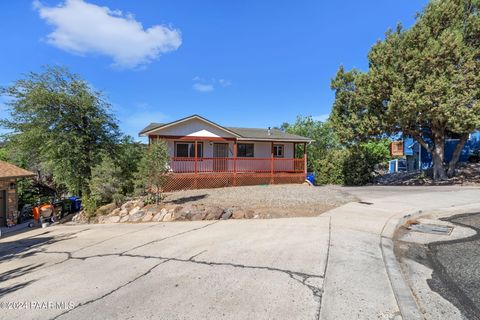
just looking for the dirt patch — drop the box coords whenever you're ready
[163,184,357,218]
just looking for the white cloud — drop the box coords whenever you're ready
[193,83,214,92]
[218,79,232,87]
[192,76,231,92]
[312,114,330,122]
[34,0,182,69]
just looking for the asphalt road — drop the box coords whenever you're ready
[427,213,480,319]
[0,218,330,320]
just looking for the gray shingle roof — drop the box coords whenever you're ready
[226,127,312,142]
[139,115,313,142]
[139,123,164,135]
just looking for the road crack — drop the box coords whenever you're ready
[52,259,170,320]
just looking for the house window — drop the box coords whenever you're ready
[175,142,203,158]
[273,144,284,158]
[237,143,254,157]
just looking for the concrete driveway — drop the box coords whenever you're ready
[0,217,330,320]
[1,186,480,320]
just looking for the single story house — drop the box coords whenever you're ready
[139,115,313,191]
[0,161,35,227]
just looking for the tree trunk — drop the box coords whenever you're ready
[447,133,469,178]
[432,132,448,181]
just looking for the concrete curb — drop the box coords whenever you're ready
[381,211,424,320]
[381,236,423,320]
[380,202,480,320]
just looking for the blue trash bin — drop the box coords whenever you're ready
[306,172,315,185]
[69,196,82,213]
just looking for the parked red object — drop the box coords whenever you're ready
[32,203,56,223]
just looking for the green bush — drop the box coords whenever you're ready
[89,154,122,205]
[83,197,98,218]
[112,193,125,207]
[314,149,348,185]
[136,141,170,204]
[314,140,390,186]
[342,146,375,185]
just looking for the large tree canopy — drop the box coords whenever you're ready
[331,0,480,180]
[281,115,339,171]
[0,66,119,195]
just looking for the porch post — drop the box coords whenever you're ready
[194,140,198,188]
[194,140,198,174]
[270,142,274,184]
[293,142,297,172]
[233,141,237,186]
[303,142,307,177]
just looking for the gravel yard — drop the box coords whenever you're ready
[163,184,358,218]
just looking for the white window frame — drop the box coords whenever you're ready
[273,144,284,158]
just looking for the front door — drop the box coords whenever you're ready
[0,190,6,227]
[213,143,229,172]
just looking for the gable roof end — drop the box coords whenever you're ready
[139,114,241,137]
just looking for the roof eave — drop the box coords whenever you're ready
[236,137,314,143]
[0,174,36,180]
[139,115,242,138]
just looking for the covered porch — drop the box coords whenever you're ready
[153,136,308,191]
[149,136,308,175]
[141,115,313,191]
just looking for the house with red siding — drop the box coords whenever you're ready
[139,115,313,191]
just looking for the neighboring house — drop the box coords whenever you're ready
[389,132,480,173]
[0,161,35,227]
[139,115,313,191]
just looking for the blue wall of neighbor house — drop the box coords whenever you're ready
[399,132,480,171]
[418,132,480,169]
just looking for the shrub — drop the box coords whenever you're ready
[314,140,390,186]
[83,197,98,218]
[314,149,348,185]
[342,146,375,185]
[136,141,170,204]
[89,154,122,205]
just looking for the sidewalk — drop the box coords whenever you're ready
[318,186,480,319]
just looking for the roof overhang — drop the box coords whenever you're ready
[236,137,314,143]
[139,115,241,138]
[0,174,36,180]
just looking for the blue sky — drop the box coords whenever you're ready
[0,0,428,140]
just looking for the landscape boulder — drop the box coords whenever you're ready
[221,209,233,220]
[191,212,207,221]
[119,209,129,217]
[142,212,155,222]
[232,210,245,219]
[153,208,168,222]
[121,201,136,212]
[162,212,174,222]
[128,211,145,222]
[205,207,224,220]
[129,206,142,216]
[96,203,117,216]
[109,208,121,216]
[107,216,121,223]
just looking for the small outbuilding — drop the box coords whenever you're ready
[0,160,35,227]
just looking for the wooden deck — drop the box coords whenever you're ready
[164,157,307,191]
